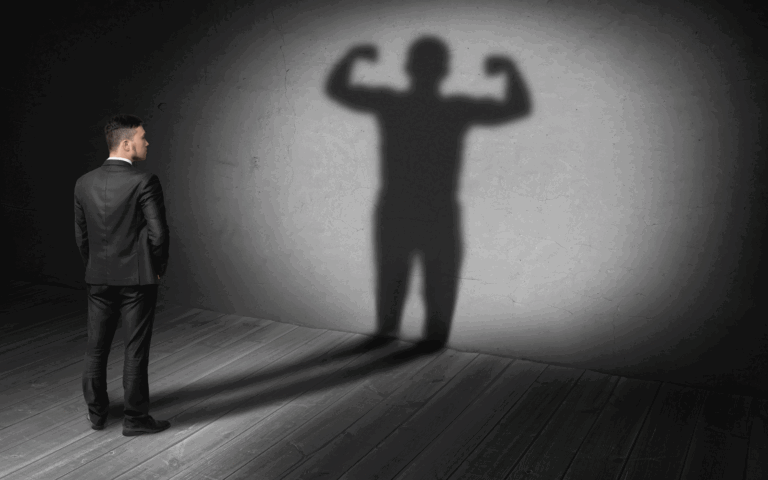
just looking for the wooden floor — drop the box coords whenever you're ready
[0,280,766,480]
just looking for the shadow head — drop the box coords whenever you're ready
[406,36,449,89]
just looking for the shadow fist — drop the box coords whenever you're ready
[485,56,512,75]
[349,45,378,62]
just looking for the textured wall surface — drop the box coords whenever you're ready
[4,0,767,393]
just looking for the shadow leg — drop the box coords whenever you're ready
[375,212,414,339]
[422,212,463,346]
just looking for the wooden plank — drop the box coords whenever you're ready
[0,312,192,408]
[323,354,511,480]
[0,285,59,312]
[0,303,186,367]
[0,293,179,352]
[0,282,80,302]
[0,320,299,479]
[0,309,86,357]
[0,300,85,341]
[0,285,36,305]
[505,371,619,480]
[0,312,262,455]
[747,398,768,480]
[109,330,368,480]
[0,285,80,314]
[0,327,88,379]
[0,285,36,308]
[561,378,661,480]
[0,306,205,410]
[1,286,758,480]
[394,360,548,480]
[620,382,708,480]
[679,392,752,480]
[1,280,33,294]
[163,340,455,480]
[0,304,185,384]
[0,310,237,438]
[445,365,583,480]
[71,328,357,480]
[0,321,304,479]
[0,308,221,416]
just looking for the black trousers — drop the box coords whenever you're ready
[82,283,158,422]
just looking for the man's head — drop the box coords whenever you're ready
[105,114,148,162]
[406,36,449,90]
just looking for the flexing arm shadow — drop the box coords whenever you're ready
[453,55,532,126]
[325,44,395,112]
[326,43,532,125]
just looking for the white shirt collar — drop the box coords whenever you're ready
[107,156,133,165]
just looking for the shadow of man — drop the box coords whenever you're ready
[326,35,531,349]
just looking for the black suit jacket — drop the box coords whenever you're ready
[74,159,169,285]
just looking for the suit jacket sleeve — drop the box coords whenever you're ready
[139,174,170,277]
[74,180,89,267]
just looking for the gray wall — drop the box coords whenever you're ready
[4,0,767,395]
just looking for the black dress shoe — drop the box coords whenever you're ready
[122,415,171,436]
[86,412,106,430]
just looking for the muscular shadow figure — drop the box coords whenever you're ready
[326,36,531,349]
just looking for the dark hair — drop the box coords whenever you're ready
[104,114,143,153]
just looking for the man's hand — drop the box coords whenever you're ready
[348,45,378,62]
[157,275,161,280]
[485,56,512,75]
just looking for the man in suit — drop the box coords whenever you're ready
[74,114,171,436]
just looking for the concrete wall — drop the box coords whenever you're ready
[5,0,767,394]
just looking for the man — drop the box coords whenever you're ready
[74,114,171,436]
